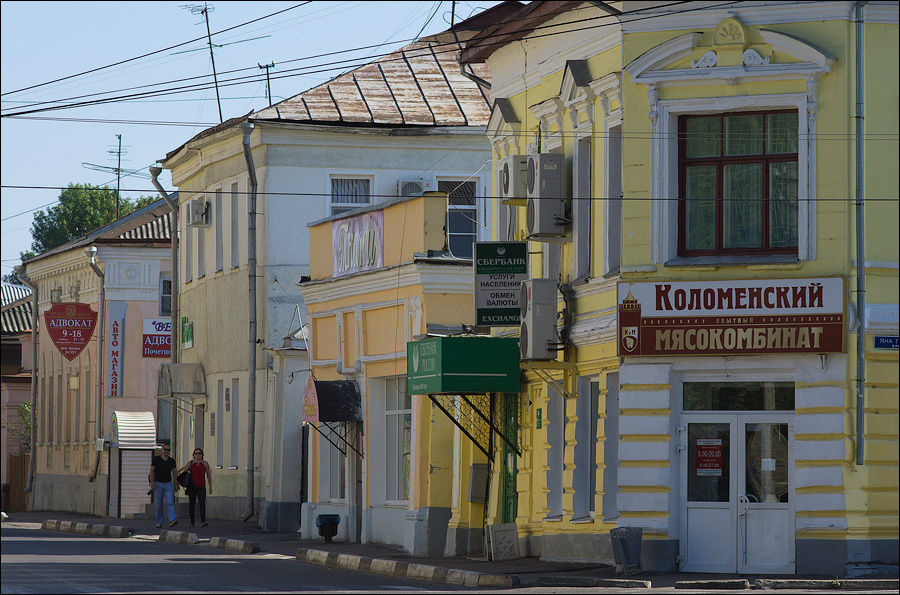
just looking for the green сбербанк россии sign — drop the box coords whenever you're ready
[407,336,520,395]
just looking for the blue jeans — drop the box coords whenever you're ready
[154,481,176,525]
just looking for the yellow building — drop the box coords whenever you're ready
[300,192,493,553]
[457,1,898,575]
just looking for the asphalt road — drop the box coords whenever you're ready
[0,521,461,594]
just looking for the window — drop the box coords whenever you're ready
[184,204,193,282]
[602,374,618,520]
[230,182,239,268]
[197,222,206,278]
[546,383,565,518]
[572,376,598,520]
[384,376,410,502]
[330,177,371,215]
[439,180,477,259]
[572,137,592,281]
[159,273,172,316]
[605,125,622,274]
[230,379,239,468]
[679,111,798,255]
[327,425,346,500]
[214,188,223,272]
[216,380,224,466]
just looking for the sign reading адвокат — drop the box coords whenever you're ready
[618,278,845,356]
[474,241,527,326]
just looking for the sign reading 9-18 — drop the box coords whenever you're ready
[44,302,97,360]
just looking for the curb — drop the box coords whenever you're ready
[41,519,131,538]
[296,547,517,587]
[158,529,199,545]
[209,536,260,553]
[526,575,652,588]
[753,579,900,591]
[676,579,751,590]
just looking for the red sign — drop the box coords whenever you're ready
[142,318,171,358]
[44,303,97,361]
[696,439,723,477]
[618,278,845,356]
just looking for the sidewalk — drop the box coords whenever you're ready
[6,510,898,590]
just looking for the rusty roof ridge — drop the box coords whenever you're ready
[428,43,468,126]
[400,48,436,125]
[326,85,344,122]
[351,74,375,123]
[377,63,405,125]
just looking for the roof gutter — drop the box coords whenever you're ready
[149,166,179,367]
[13,266,38,500]
[85,247,105,485]
[241,122,259,523]
[854,0,869,466]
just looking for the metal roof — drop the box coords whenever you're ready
[2,283,31,307]
[253,32,492,127]
[109,410,157,449]
[1,282,33,335]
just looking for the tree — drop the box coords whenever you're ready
[2,251,34,285]
[29,183,158,255]
[1,402,33,455]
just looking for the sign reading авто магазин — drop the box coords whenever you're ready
[474,241,527,327]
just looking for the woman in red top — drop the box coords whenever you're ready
[178,448,213,527]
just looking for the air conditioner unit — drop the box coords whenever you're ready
[520,278,557,361]
[500,155,528,205]
[525,153,566,238]
[186,199,209,227]
[397,177,434,198]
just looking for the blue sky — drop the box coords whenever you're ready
[1,0,499,274]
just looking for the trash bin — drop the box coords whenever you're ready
[610,527,643,576]
[316,514,341,543]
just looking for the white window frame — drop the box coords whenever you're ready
[438,177,480,260]
[327,172,375,216]
[603,118,623,276]
[214,187,223,272]
[651,97,816,265]
[384,376,411,505]
[230,181,240,269]
[183,202,193,282]
[159,272,172,316]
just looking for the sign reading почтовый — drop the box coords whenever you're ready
[618,278,845,356]
[474,241,527,326]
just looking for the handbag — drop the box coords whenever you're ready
[177,470,191,489]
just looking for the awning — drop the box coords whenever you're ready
[157,363,207,401]
[109,410,156,449]
[305,379,362,422]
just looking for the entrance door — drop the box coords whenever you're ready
[500,394,518,524]
[681,414,794,574]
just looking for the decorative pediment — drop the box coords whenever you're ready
[625,18,835,86]
[559,60,596,129]
[487,98,521,158]
[529,96,565,148]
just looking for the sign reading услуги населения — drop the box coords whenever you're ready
[618,278,845,356]
[474,241,527,327]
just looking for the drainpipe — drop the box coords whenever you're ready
[15,265,38,500]
[85,247,105,482]
[241,122,258,522]
[854,1,868,466]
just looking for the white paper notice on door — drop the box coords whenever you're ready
[696,438,723,477]
[761,457,776,471]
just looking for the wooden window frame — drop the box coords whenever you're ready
[677,109,799,256]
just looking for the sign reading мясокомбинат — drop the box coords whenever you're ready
[474,241,527,327]
[618,278,845,356]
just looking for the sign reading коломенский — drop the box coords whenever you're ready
[618,278,845,356]
[474,241,527,327]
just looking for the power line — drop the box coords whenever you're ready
[0,2,312,98]
[2,0,709,116]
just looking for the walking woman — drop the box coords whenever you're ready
[178,448,213,527]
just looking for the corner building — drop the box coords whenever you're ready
[459,1,898,574]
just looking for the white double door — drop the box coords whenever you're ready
[680,414,795,574]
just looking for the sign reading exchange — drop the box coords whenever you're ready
[474,241,527,326]
[44,302,97,360]
[618,278,845,356]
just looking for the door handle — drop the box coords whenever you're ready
[737,493,750,516]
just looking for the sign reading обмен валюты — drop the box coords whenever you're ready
[618,278,845,356]
[474,241,527,327]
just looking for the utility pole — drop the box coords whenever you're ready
[114,134,122,218]
[183,3,223,123]
[258,62,275,107]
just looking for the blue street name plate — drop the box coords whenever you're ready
[873,336,899,350]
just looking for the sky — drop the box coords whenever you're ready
[0,0,501,276]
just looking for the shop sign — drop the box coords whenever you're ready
[618,278,844,356]
[332,210,383,277]
[696,439,723,476]
[874,336,898,350]
[302,376,319,423]
[407,336,520,394]
[44,302,97,360]
[142,318,171,358]
[474,241,528,326]
[107,302,127,397]
[181,316,194,349]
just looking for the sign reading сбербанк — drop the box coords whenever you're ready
[474,241,527,326]
[618,278,845,356]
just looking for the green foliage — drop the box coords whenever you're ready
[1,251,35,285]
[1,402,33,455]
[29,183,158,255]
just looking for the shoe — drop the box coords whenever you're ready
[201,522,208,528]
[155,523,162,528]
[169,520,178,528]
